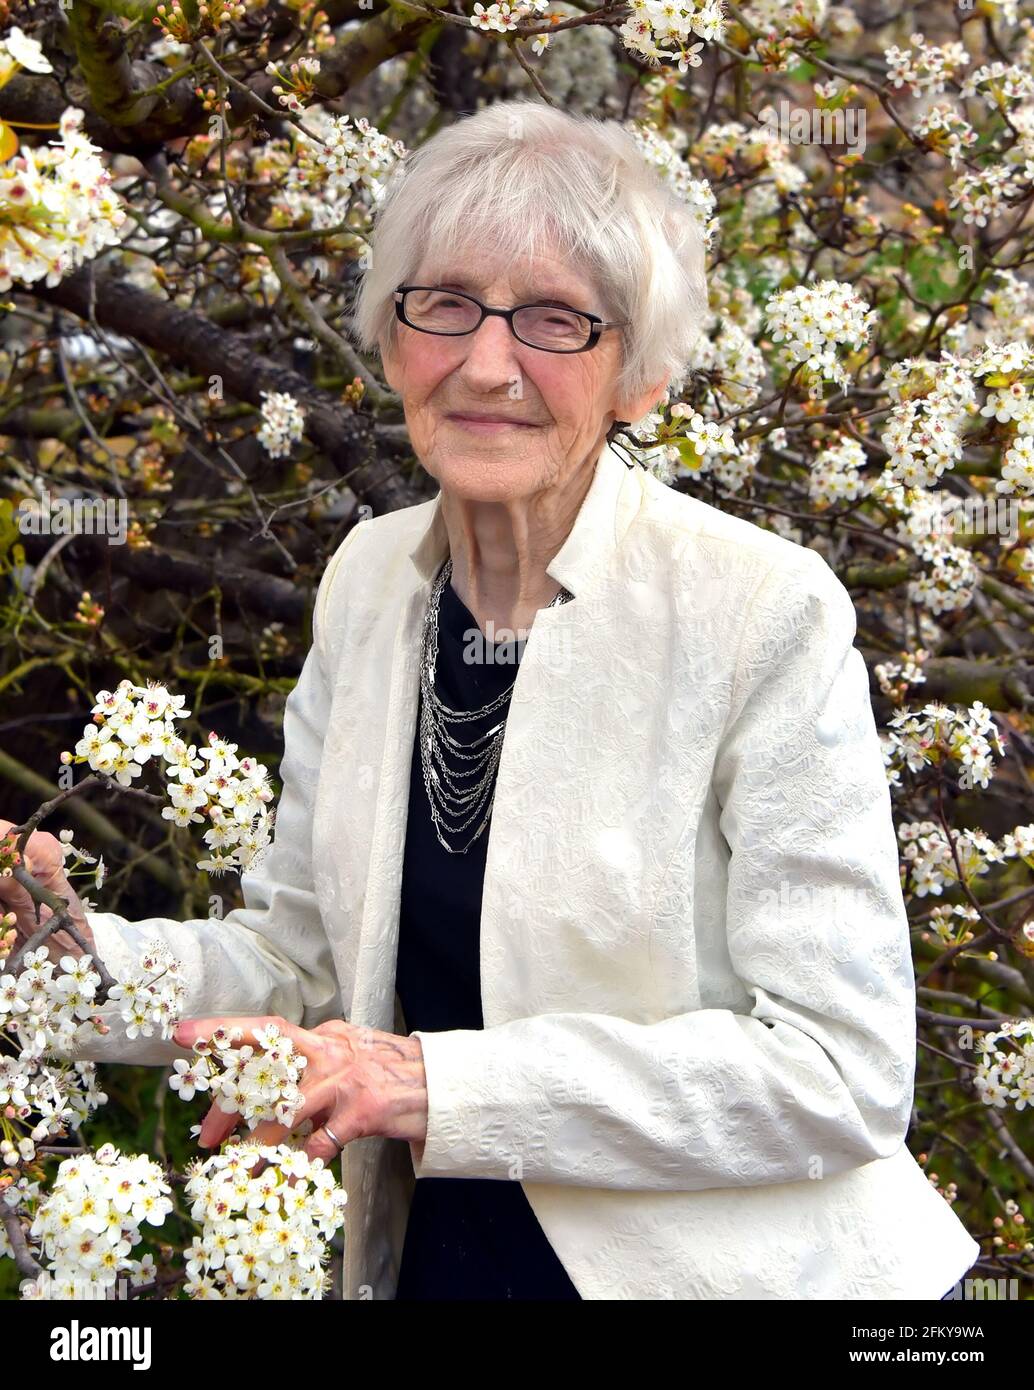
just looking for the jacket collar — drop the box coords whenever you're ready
[407,437,639,598]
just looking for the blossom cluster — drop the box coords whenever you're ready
[169,1022,307,1131]
[618,0,725,72]
[182,1142,347,1298]
[865,472,979,616]
[692,120,807,221]
[469,0,549,41]
[882,700,1006,793]
[1002,822,1034,873]
[26,1145,173,1298]
[739,0,839,40]
[972,342,1034,496]
[267,57,322,115]
[764,280,875,393]
[897,819,1006,898]
[987,1195,1033,1254]
[628,123,718,247]
[258,391,307,460]
[861,342,1034,612]
[0,821,185,1177]
[466,0,725,75]
[960,62,1034,109]
[625,403,744,489]
[153,0,246,42]
[62,680,274,875]
[874,648,929,702]
[693,317,765,415]
[974,1019,1034,1113]
[808,437,869,507]
[0,944,101,1067]
[880,39,1034,229]
[907,527,980,615]
[0,107,126,294]
[895,815,1034,913]
[881,357,977,490]
[911,104,978,169]
[884,35,969,97]
[0,25,52,82]
[949,165,1024,228]
[875,343,1032,498]
[0,1025,107,1169]
[284,110,407,230]
[487,8,616,105]
[2,935,183,1053]
[921,901,981,949]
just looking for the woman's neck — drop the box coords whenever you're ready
[440,459,593,638]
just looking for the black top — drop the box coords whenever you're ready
[393,570,582,1301]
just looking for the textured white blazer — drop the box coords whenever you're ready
[81,438,980,1300]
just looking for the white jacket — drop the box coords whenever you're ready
[81,438,980,1300]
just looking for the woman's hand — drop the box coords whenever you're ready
[0,819,96,966]
[172,1014,428,1164]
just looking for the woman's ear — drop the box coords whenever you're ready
[615,372,672,428]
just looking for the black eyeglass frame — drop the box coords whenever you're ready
[392,285,627,354]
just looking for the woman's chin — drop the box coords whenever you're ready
[427,454,550,500]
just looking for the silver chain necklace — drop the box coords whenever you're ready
[419,556,573,854]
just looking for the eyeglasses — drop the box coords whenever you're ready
[392,285,627,354]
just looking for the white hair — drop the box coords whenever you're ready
[349,99,708,407]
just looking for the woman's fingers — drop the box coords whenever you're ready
[198,1101,248,1150]
[0,821,91,959]
[178,1017,356,1165]
[0,863,41,931]
[243,1102,350,1164]
[196,1077,330,1151]
[179,1016,320,1150]
[172,1015,309,1052]
[303,1119,350,1165]
[244,1118,292,1147]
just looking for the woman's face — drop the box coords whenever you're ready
[378,248,665,502]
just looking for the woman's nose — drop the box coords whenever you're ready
[454,312,525,388]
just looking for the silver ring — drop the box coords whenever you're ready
[323,1123,343,1150]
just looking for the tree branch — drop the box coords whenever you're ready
[30,268,423,517]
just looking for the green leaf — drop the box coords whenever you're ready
[0,497,19,559]
[785,59,817,82]
[904,241,967,305]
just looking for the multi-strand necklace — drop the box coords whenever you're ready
[419,556,573,854]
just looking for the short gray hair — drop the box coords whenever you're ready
[349,99,708,407]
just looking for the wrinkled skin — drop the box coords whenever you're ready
[0,818,96,966]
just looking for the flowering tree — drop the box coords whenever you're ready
[2,0,1034,1298]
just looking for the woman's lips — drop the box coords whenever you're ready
[447,414,539,433]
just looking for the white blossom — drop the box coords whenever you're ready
[0,108,125,293]
[764,280,875,392]
[64,679,273,874]
[182,1142,347,1298]
[257,391,306,460]
[25,1146,173,1297]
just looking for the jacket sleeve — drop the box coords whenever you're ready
[71,525,364,1066]
[409,549,917,1190]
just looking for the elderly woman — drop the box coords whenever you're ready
[2,100,979,1301]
